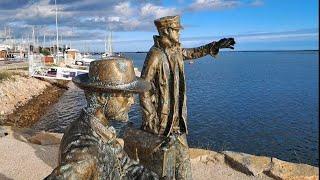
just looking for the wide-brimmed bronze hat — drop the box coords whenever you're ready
[72,58,151,93]
[154,15,183,30]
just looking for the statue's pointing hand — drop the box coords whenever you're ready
[209,38,235,58]
[217,38,235,49]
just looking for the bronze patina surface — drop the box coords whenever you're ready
[46,59,158,180]
[124,128,190,179]
[140,15,235,136]
[73,58,150,93]
[136,15,235,179]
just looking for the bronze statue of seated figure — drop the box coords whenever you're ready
[45,58,159,180]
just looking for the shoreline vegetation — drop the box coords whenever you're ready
[0,68,318,180]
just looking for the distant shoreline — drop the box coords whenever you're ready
[89,50,318,56]
[221,50,319,52]
[116,50,319,54]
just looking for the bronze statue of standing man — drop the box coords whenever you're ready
[140,15,235,179]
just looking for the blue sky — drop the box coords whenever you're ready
[0,0,318,51]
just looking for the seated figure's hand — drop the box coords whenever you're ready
[216,38,235,49]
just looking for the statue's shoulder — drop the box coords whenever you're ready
[145,46,165,64]
[60,111,97,151]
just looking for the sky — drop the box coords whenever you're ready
[0,0,318,52]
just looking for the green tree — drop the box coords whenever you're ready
[40,48,51,56]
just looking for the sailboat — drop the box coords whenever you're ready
[28,0,89,81]
[101,31,113,59]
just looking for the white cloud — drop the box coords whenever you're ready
[105,16,142,31]
[107,16,120,22]
[102,3,180,31]
[114,2,133,16]
[140,3,179,19]
[1,0,271,51]
[15,0,73,20]
[189,0,241,11]
[82,16,106,23]
[250,0,264,7]
[120,19,142,30]
[1,1,181,35]
[15,0,54,19]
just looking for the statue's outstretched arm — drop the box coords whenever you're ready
[140,51,160,134]
[182,42,216,60]
[182,38,235,60]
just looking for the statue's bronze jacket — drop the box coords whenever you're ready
[140,35,216,136]
[46,109,158,180]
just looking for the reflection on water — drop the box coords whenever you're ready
[32,51,319,166]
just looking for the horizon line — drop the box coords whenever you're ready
[117,49,319,53]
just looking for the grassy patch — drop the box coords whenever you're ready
[18,67,29,71]
[0,71,20,82]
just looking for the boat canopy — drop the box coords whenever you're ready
[66,49,79,52]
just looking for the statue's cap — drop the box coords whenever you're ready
[154,15,183,30]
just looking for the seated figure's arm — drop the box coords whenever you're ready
[46,128,100,180]
[113,141,159,180]
[140,51,160,134]
[45,154,98,180]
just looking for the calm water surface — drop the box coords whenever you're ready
[32,51,319,166]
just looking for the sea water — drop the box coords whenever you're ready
[32,51,319,166]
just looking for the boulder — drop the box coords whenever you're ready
[0,130,319,180]
[265,158,319,180]
[0,126,18,136]
[223,151,272,176]
[0,126,9,137]
[189,148,224,163]
[28,131,63,145]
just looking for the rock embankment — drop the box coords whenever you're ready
[0,71,50,115]
[0,70,67,127]
[0,126,318,180]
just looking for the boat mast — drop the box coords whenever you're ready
[32,26,35,53]
[4,27,7,42]
[55,0,59,63]
[107,31,113,55]
[104,30,107,54]
[43,33,46,47]
[70,26,74,48]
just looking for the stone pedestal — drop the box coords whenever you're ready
[123,128,175,178]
